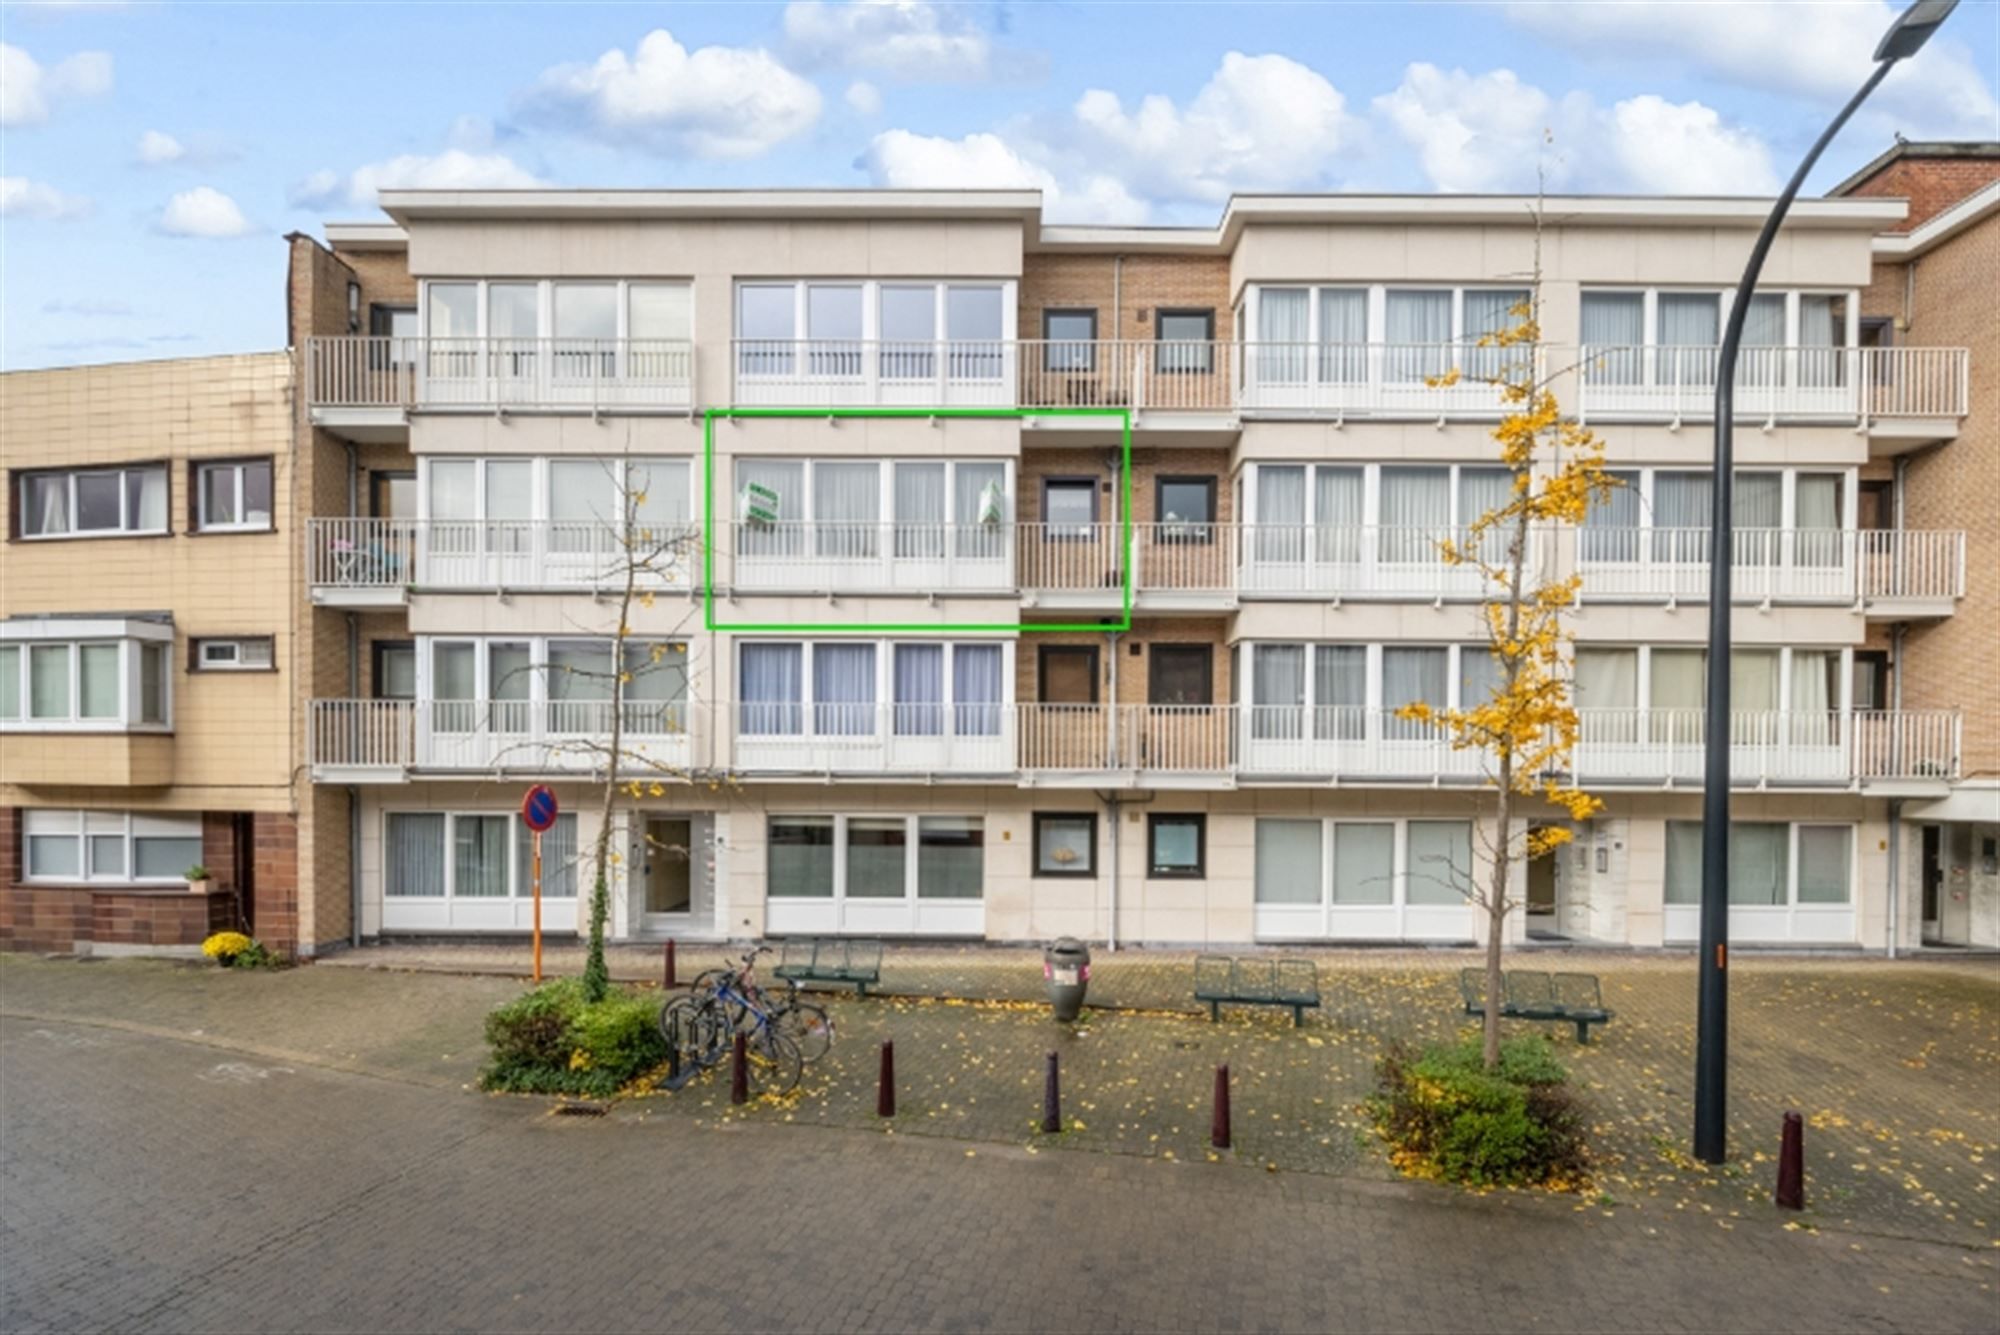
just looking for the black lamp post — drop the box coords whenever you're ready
[1694,0,1960,1166]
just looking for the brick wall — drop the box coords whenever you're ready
[1840,153,2000,231]
[1020,254,1234,345]
[1017,618,1233,705]
[0,806,236,954]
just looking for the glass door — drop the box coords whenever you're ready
[634,815,713,935]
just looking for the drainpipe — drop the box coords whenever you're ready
[1106,628,1121,952]
[1886,798,1903,959]
[1112,256,1123,343]
[348,787,362,950]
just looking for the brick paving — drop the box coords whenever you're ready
[3,1011,1996,1334]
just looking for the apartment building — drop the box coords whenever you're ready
[1,353,304,954]
[1835,142,2000,949]
[289,182,1976,953]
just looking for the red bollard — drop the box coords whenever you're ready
[877,1040,896,1118]
[1211,1063,1232,1151]
[663,939,677,990]
[1775,1110,1805,1210]
[1041,1050,1062,1134]
[731,1031,748,1105]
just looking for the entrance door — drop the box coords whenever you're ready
[1921,824,1944,943]
[633,815,713,936]
[1938,825,1974,947]
[1525,824,1559,934]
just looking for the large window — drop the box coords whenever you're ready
[23,810,203,885]
[767,814,986,901]
[735,281,1012,380]
[767,816,836,898]
[1664,821,1850,907]
[0,634,171,730]
[1252,818,1471,913]
[195,459,274,532]
[385,811,577,900]
[419,636,687,735]
[739,639,1004,738]
[734,457,1011,560]
[18,464,168,539]
[1034,812,1097,878]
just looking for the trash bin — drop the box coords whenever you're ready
[1043,937,1092,1022]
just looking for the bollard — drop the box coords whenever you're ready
[664,1009,681,1082]
[731,1031,748,1105]
[877,1040,896,1118]
[1775,1110,1805,1210]
[1041,1050,1062,1134]
[1211,1063,1232,1151]
[663,939,677,990]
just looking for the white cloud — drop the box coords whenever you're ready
[857,129,1148,224]
[136,129,185,164]
[1505,1,1998,140]
[1070,52,1360,203]
[0,176,92,220]
[845,80,883,117]
[287,168,345,210]
[522,29,821,158]
[42,298,136,317]
[1374,63,1778,195]
[0,43,112,126]
[783,0,1012,81]
[156,186,254,238]
[289,151,542,211]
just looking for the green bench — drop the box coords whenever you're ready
[773,938,882,996]
[1195,955,1321,1027]
[1459,968,1615,1044]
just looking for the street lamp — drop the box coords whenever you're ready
[1694,0,1959,1166]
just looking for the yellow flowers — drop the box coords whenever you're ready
[201,931,253,960]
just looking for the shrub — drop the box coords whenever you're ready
[1372,1035,1590,1189]
[201,931,277,968]
[481,978,666,1098]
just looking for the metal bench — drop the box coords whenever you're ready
[1459,967,1615,1044]
[773,938,882,996]
[1194,955,1321,1027]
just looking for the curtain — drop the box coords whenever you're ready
[1581,469,1641,562]
[1256,465,1306,564]
[767,816,834,898]
[547,641,611,734]
[815,461,879,559]
[78,645,119,719]
[1461,288,1528,381]
[1574,648,1637,709]
[1737,472,1782,566]
[1379,467,1449,563]
[516,813,578,899]
[130,468,167,532]
[1729,822,1789,906]
[954,462,1007,559]
[953,644,1003,736]
[432,643,476,733]
[1790,649,1836,746]
[740,643,802,735]
[1581,293,1644,384]
[1663,821,1703,904]
[1254,818,1321,904]
[629,459,691,530]
[894,463,947,559]
[1799,294,1845,388]
[429,459,477,521]
[1732,650,1779,749]
[1797,826,1850,904]
[29,645,69,719]
[893,644,943,736]
[1407,820,1472,905]
[486,643,531,734]
[1657,293,1720,388]
[1739,293,1786,387]
[1313,466,1363,563]
[813,642,876,736]
[623,642,686,733]
[1384,290,1452,382]
[1795,473,1842,568]
[449,815,506,896]
[1649,649,1705,745]
[548,460,610,528]
[1457,466,1513,563]
[386,813,446,898]
[1332,822,1394,905]
[1252,644,1305,740]
[1318,288,1367,383]
[917,816,984,900]
[27,475,69,535]
[1383,647,1447,740]
[737,459,804,558]
[845,818,908,899]
[1313,645,1365,740]
[1458,645,1503,709]
[1257,287,1309,384]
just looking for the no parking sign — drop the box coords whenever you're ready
[521,786,558,980]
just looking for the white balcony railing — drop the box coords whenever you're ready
[1235,525,1516,599]
[1575,527,1856,604]
[1860,529,1966,604]
[733,701,1016,774]
[1572,708,1959,785]
[1237,343,1536,417]
[725,522,1014,593]
[307,699,693,775]
[306,337,696,410]
[1576,345,1969,423]
[306,518,702,592]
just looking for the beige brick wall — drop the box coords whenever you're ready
[1017,618,1232,705]
[1019,254,1234,346]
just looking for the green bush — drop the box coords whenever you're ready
[480,978,666,1098]
[1372,1036,1590,1189]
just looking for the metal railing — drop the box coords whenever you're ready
[307,699,694,774]
[1859,529,1966,604]
[1575,527,1855,603]
[306,517,701,591]
[305,336,696,410]
[733,701,1015,774]
[1572,707,1959,785]
[1576,345,1969,422]
[1235,524,1519,599]
[1238,342,1537,416]
[725,521,1014,593]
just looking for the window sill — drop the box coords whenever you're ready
[12,530,173,543]
[1,724,173,735]
[14,881,223,897]
[190,525,277,537]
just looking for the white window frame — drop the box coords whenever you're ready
[0,626,174,732]
[16,464,170,540]
[1251,815,1478,939]
[418,456,696,526]
[417,280,696,346]
[1241,640,1494,715]
[732,280,1019,370]
[21,809,204,886]
[194,637,275,671]
[734,638,1015,740]
[414,635,693,728]
[1240,462,1507,532]
[765,812,989,905]
[194,459,274,533]
[381,809,579,902]
[729,458,1015,529]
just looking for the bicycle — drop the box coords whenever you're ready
[668,946,835,1065]
[660,948,810,1094]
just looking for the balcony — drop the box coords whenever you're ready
[726,523,1015,595]
[306,699,693,782]
[306,518,702,604]
[1573,708,1959,790]
[733,702,1016,776]
[1858,530,1966,618]
[1574,345,1968,432]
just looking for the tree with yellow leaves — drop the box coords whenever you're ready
[1400,224,1617,1071]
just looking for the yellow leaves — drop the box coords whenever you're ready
[1425,367,1465,389]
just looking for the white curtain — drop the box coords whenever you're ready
[517,814,578,899]
[1740,294,1787,387]
[1318,288,1368,383]
[738,459,804,557]
[1663,821,1703,904]
[1379,467,1449,563]
[629,459,691,529]
[1799,294,1845,388]
[1795,473,1842,568]
[1657,293,1720,388]
[1461,288,1528,380]
[1730,822,1789,906]
[1732,650,1779,747]
[1649,649,1705,745]
[813,642,876,735]
[1313,645,1366,740]
[386,813,446,898]
[486,643,531,733]
[1252,644,1305,739]
[1254,819,1322,904]
[740,643,802,735]
[451,816,510,899]
[131,469,167,532]
[1458,645,1503,709]
[953,644,1003,736]
[27,476,69,535]
[1383,647,1447,740]
[485,460,535,519]
[432,642,475,734]
[1314,466,1363,563]
[1384,290,1452,381]
[1407,820,1472,905]
[894,463,947,559]
[815,461,879,558]
[954,462,1007,559]
[1581,292,1644,384]
[1257,287,1309,384]
[1332,822,1395,905]
[1797,826,1850,904]
[1790,649,1836,746]
[1581,469,1642,562]
[1737,472,1783,566]
[1457,466,1513,562]
[1574,648,1637,708]
[1256,465,1306,564]
[893,644,943,736]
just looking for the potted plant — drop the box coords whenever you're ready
[185,864,212,895]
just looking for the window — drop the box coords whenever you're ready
[846,817,908,899]
[18,465,168,538]
[386,811,576,900]
[1148,813,1205,878]
[1156,476,1215,540]
[194,638,274,671]
[2,633,172,730]
[1148,645,1212,706]
[1042,478,1097,539]
[22,810,203,885]
[195,459,273,532]
[1666,821,1849,909]
[767,817,835,898]
[917,816,984,899]
[1044,310,1097,371]
[1038,646,1098,704]
[374,642,416,701]
[1254,819,1322,904]
[1156,309,1214,373]
[1034,812,1097,877]
[1406,820,1473,905]
[1332,823,1395,905]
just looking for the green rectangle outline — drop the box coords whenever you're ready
[701,406,1133,634]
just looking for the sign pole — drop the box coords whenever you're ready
[520,784,558,986]
[532,829,544,984]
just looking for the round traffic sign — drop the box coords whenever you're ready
[521,784,559,833]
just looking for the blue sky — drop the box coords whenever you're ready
[4,0,1996,369]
